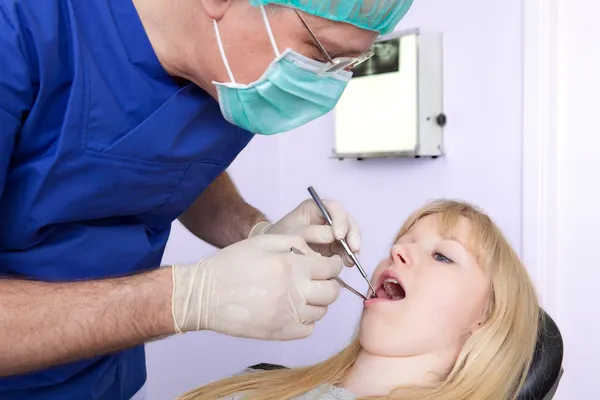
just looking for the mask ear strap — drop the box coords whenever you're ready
[212,20,236,83]
[259,6,280,57]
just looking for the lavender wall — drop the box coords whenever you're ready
[145,0,527,397]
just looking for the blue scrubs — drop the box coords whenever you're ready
[0,0,253,398]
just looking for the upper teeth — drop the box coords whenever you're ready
[384,278,399,284]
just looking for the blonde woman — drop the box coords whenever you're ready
[178,199,540,400]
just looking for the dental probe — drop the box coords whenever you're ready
[306,186,377,298]
[289,247,368,301]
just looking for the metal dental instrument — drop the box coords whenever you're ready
[335,277,368,301]
[307,186,377,298]
[289,247,368,301]
[290,247,305,255]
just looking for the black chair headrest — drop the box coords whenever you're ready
[518,308,564,399]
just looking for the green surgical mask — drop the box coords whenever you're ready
[212,6,352,135]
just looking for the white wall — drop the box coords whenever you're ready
[522,0,599,397]
[144,0,566,397]
[552,0,600,397]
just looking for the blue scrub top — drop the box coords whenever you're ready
[0,0,254,398]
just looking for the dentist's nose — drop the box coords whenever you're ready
[391,243,410,267]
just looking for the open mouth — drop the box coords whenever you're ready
[372,272,406,301]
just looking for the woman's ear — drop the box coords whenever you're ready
[199,0,235,21]
[469,320,484,334]
[470,297,491,333]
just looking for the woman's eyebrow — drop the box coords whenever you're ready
[444,235,467,248]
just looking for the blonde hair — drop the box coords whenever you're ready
[179,199,540,400]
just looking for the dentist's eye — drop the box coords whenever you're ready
[309,46,329,63]
[433,251,453,264]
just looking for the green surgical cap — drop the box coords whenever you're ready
[248,0,413,34]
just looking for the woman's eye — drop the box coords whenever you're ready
[433,251,453,264]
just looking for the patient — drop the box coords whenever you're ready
[178,199,540,400]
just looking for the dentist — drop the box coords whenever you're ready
[0,0,413,398]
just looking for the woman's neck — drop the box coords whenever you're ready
[340,349,454,397]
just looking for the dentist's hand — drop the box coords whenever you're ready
[249,199,361,266]
[171,235,343,341]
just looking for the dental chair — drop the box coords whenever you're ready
[246,309,563,399]
[517,309,564,400]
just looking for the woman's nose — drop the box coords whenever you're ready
[391,243,410,266]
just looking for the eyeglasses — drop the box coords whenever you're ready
[293,9,374,75]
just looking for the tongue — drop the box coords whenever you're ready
[383,281,406,300]
[376,287,389,299]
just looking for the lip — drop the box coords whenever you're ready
[363,269,405,307]
[363,297,391,307]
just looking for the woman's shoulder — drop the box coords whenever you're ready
[225,364,355,400]
[217,364,287,400]
[303,384,356,400]
[220,385,355,400]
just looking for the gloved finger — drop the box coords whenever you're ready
[301,254,344,280]
[329,241,355,267]
[253,234,319,256]
[275,322,315,341]
[346,215,361,253]
[304,279,341,306]
[297,305,328,324]
[321,200,351,240]
[301,199,349,240]
[296,323,316,339]
[295,225,335,244]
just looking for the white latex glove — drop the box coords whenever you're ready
[249,199,360,266]
[171,234,343,340]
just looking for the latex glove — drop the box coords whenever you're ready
[249,199,360,266]
[171,234,343,340]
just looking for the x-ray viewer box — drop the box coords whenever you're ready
[333,28,445,159]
